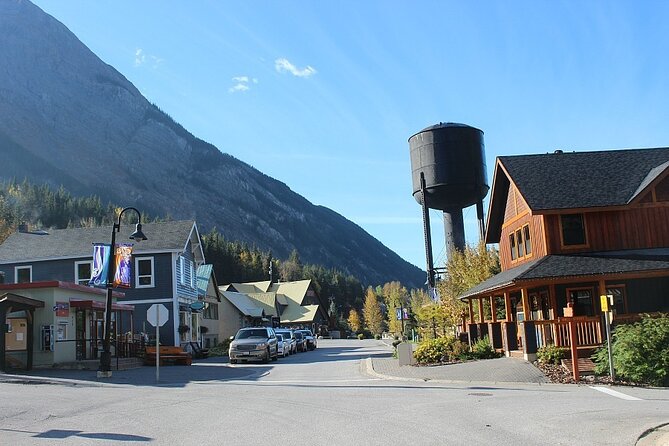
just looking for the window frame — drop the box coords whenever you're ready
[523,224,532,256]
[15,265,32,284]
[566,286,595,316]
[179,256,185,286]
[559,213,588,248]
[606,285,628,314]
[516,228,524,258]
[74,260,93,286]
[134,256,155,288]
[509,232,517,260]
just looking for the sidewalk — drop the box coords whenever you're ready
[0,356,263,388]
[366,355,549,384]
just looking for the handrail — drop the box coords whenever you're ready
[531,317,602,349]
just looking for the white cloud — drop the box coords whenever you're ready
[229,83,250,93]
[135,48,163,68]
[275,58,317,78]
[134,49,146,66]
[232,76,249,83]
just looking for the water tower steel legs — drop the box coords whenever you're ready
[443,208,465,254]
[420,173,436,289]
[476,200,486,241]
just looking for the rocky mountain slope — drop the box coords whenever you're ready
[0,0,424,288]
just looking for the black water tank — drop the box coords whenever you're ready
[409,123,489,210]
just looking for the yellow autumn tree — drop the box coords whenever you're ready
[347,309,362,333]
[362,287,384,336]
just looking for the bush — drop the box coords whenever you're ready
[208,339,231,357]
[537,344,568,365]
[374,334,381,340]
[414,336,469,364]
[592,314,669,386]
[357,333,364,340]
[469,336,500,360]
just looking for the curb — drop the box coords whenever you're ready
[636,423,669,446]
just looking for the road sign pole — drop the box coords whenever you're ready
[604,310,614,381]
[156,306,160,382]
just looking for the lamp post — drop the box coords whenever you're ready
[98,207,147,378]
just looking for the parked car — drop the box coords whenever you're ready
[275,329,297,354]
[293,331,307,352]
[228,327,278,364]
[297,329,317,350]
[275,333,290,358]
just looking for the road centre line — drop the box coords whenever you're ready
[589,386,643,401]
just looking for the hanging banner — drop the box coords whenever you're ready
[89,243,111,288]
[113,244,133,288]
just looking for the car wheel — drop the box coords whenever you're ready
[262,349,270,364]
[230,359,237,364]
[272,350,278,361]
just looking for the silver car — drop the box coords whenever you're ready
[275,333,290,358]
[229,327,278,364]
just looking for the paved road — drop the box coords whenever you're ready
[0,339,667,445]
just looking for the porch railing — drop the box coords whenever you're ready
[533,317,602,349]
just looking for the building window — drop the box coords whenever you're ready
[74,261,92,286]
[15,266,32,284]
[203,303,219,320]
[523,225,532,255]
[606,286,628,314]
[516,229,524,258]
[561,213,587,246]
[567,287,594,316]
[135,257,154,288]
[190,263,196,289]
[509,233,517,260]
[179,257,185,285]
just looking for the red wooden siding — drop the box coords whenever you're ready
[545,206,669,254]
[499,213,547,271]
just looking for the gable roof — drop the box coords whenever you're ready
[269,280,312,305]
[246,292,278,317]
[279,304,320,324]
[228,281,271,294]
[220,291,264,318]
[486,148,669,243]
[460,252,669,299]
[0,220,197,263]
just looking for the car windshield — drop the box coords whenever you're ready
[236,329,268,339]
[302,330,313,336]
[276,334,283,341]
[294,332,303,340]
[276,331,291,338]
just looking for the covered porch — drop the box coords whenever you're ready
[460,254,669,361]
[0,293,44,371]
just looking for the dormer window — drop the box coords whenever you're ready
[561,213,587,246]
[509,233,517,260]
[523,225,532,255]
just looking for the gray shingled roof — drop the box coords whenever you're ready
[0,220,196,262]
[460,253,669,299]
[500,147,669,210]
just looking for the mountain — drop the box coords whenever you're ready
[0,0,424,288]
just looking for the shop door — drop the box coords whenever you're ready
[75,310,86,360]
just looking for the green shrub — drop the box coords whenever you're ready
[537,344,569,365]
[208,339,231,357]
[374,334,381,340]
[592,314,669,386]
[357,333,364,340]
[414,336,469,364]
[469,336,500,360]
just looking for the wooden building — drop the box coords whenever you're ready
[460,148,669,360]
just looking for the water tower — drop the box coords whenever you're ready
[408,123,489,288]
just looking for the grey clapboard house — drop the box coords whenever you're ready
[0,220,205,347]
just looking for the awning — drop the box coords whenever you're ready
[0,293,45,311]
[70,300,134,311]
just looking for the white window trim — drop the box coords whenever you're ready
[15,265,32,284]
[74,260,93,286]
[135,256,155,288]
[179,256,185,285]
[190,262,196,289]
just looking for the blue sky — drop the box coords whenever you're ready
[32,0,669,271]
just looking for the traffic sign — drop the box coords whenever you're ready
[147,304,168,327]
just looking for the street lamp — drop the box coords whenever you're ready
[98,207,147,378]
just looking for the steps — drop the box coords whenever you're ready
[562,358,596,374]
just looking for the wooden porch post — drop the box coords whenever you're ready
[569,319,580,381]
[26,309,34,371]
[490,296,497,323]
[548,284,558,319]
[478,297,485,323]
[598,280,607,312]
[521,288,530,321]
[504,292,512,322]
[468,299,474,324]
[0,306,6,372]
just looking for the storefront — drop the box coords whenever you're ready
[0,281,134,370]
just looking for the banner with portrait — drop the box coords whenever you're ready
[113,244,133,288]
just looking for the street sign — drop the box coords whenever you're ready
[147,304,168,327]
[600,295,609,312]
